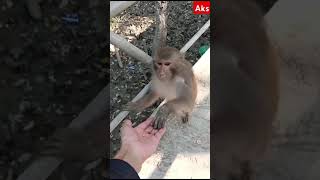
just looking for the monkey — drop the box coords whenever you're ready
[212,0,279,179]
[124,47,197,129]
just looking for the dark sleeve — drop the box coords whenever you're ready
[109,159,140,179]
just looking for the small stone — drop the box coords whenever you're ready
[13,79,26,87]
[23,81,33,92]
[18,153,32,163]
[65,80,72,85]
[48,74,56,83]
[23,120,35,131]
[3,56,18,68]
[55,108,63,115]
[19,101,31,113]
[6,0,13,8]
[10,47,24,59]
[26,0,42,20]
[74,69,87,75]
[8,113,23,123]
[34,75,45,83]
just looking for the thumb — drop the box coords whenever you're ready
[120,119,132,133]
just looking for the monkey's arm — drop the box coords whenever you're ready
[124,90,160,112]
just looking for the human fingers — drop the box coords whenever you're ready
[151,129,159,135]
[144,126,153,133]
[136,117,154,130]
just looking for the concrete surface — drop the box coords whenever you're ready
[256,0,320,179]
[138,49,210,179]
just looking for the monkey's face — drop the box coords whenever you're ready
[153,59,174,81]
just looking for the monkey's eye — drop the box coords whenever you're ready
[164,62,171,66]
[157,63,162,66]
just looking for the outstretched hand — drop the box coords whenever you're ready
[114,118,166,172]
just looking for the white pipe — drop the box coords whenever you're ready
[180,20,210,53]
[110,1,137,18]
[110,32,153,64]
[110,84,151,132]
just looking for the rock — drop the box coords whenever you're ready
[26,0,42,20]
[34,75,45,83]
[55,108,63,115]
[3,56,18,68]
[59,0,69,8]
[10,47,24,59]
[6,0,13,8]
[23,80,33,92]
[13,79,26,87]
[74,69,87,75]
[65,80,72,85]
[19,101,31,113]
[48,74,56,83]
[23,120,35,131]
[61,44,70,56]
[17,153,32,163]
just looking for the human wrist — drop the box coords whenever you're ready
[113,145,144,172]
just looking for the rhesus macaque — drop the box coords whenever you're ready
[213,0,279,179]
[125,47,197,129]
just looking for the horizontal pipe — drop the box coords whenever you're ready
[110,32,153,64]
[110,1,137,18]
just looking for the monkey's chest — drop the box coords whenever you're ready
[151,79,177,101]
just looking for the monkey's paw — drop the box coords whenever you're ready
[153,106,170,129]
[182,112,189,123]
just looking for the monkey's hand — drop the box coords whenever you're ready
[153,105,171,129]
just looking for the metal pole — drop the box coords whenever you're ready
[110,1,137,18]
[180,20,210,53]
[110,32,153,64]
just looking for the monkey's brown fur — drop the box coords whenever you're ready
[126,47,197,129]
[213,0,279,179]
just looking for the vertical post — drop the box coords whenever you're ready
[152,1,169,57]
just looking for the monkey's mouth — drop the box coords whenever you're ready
[158,73,165,78]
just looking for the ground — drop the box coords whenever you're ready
[0,0,107,179]
[109,1,210,158]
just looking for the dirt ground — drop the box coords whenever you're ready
[109,1,210,158]
[0,0,107,179]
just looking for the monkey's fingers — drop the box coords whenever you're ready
[153,116,166,129]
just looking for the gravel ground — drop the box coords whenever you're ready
[0,0,107,179]
[109,1,210,157]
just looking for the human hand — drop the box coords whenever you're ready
[114,118,166,172]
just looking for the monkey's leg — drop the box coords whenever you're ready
[124,91,159,112]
